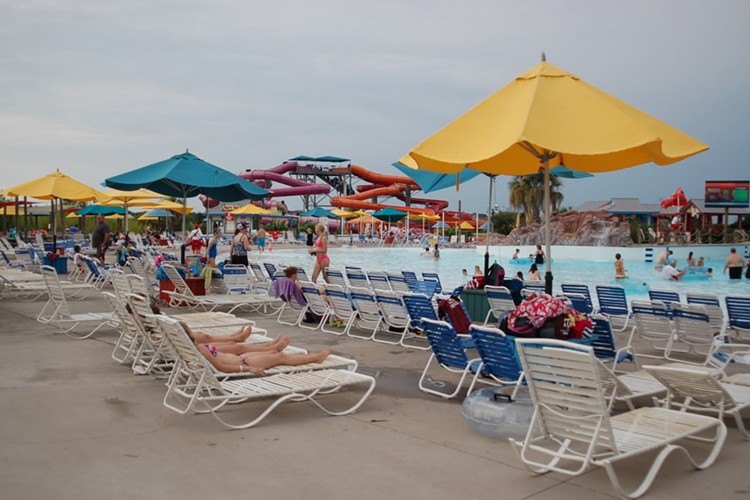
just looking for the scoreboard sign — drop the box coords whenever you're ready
[705,180,749,208]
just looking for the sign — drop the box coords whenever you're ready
[222,204,238,212]
[704,180,749,208]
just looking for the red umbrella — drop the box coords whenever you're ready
[660,187,688,209]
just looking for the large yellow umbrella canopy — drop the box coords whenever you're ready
[410,212,440,221]
[405,59,708,291]
[99,188,167,232]
[4,170,108,201]
[230,204,271,215]
[153,200,194,214]
[458,221,475,230]
[407,60,707,174]
[138,214,158,221]
[331,208,362,219]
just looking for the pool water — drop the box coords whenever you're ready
[234,247,750,302]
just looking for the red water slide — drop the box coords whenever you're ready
[239,161,331,197]
[330,164,449,215]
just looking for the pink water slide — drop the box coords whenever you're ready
[240,161,331,197]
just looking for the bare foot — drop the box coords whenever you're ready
[275,336,291,352]
[240,325,253,340]
[312,348,331,364]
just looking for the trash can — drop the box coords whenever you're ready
[459,288,490,323]
[42,256,68,274]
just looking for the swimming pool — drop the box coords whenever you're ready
[239,246,750,302]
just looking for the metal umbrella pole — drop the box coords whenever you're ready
[484,175,495,277]
[543,153,553,294]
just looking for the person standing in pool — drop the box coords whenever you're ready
[532,244,545,265]
[614,253,627,279]
[511,248,521,260]
[433,243,441,261]
[527,263,541,281]
[687,251,696,267]
[724,248,745,279]
[660,261,687,281]
[655,249,673,270]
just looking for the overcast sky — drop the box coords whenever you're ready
[2,0,748,213]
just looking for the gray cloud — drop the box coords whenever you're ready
[1,0,748,212]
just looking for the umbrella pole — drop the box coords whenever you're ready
[543,156,553,294]
[124,201,129,235]
[484,175,494,277]
[14,197,19,241]
[181,194,187,237]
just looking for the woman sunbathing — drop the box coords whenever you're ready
[179,322,331,375]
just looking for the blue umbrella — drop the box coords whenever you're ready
[105,151,268,234]
[373,207,407,223]
[144,209,174,218]
[392,161,481,193]
[76,204,128,216]
[300,207,338,219]
[550,165,595,179]
[432,221,449,229]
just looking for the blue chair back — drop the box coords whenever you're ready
[469,325,523,381]
[402,271,418,286]
[411,280,438,296]
[262,262,277,280]
[589,315,618,362]
[421,272,443,293]
[595,285,628,317]
[346,269,369,289]
[726,295,750,330]
[422,319,471,370]
[560,283,594,313]
[402,293,438,331]
[648,289,681,305]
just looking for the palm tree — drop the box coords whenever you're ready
[508,174,564,226]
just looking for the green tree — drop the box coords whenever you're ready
[490,211,517,235]
[508,173,564,226]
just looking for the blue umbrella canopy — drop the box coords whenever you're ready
[373,207,407,222]
[76,204,128,216]
[144,208,174,218]
[392,161,481,193]
[300,207,337,218]
[550,165,594,179]
[104,152,268,202]
[432,221,449,229]
[105,151,268,234]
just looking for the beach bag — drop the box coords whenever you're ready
[437,297,471,334]
[486,263,505,286]
[503,316,536,337]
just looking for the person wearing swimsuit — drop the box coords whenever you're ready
[533,244,545,265]
[310,222,330,283]
[230,223,252,266]
[206,228,221,267]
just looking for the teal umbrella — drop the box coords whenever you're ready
[392,161,481,193]
[300,207,337,218]
[104,151,269,234]
[373,207,407,223]
[551,165,594,179]
[76,204,129,216]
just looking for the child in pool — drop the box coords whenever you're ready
[614,253,627,279]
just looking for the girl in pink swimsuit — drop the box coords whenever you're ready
[310,222,330,283]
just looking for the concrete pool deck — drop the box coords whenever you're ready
[1,294,750,499]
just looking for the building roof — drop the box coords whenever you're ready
[608,198,662,215]
[573,200,609,212]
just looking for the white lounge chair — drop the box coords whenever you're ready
[347,287,382,340]
[512,338,727,499]
[646,365,750,440]
[162,264,280,314]
[36,266,119,339]
[483,285,515,325]
[155,315,376,429]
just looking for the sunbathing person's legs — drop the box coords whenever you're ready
[209,337,291,355]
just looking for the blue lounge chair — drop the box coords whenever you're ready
[595,285,631,331]
[421,272,443,294]
[726,295,750,341]
[419,319,479,399]
[467,325,525,399]
[401,293,437,350]
[560,283,595,314]
[648,289,681,307]
[401,271,418,287]
[589,315,636,370]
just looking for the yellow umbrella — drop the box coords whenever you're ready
[3,170,109,201]
[405,58,708,290]
[410,213,440,221]
[331,208,360,218]
[154,200,194,214]
[66,212,81,219]
[230,204,271,215]
[458,221,475,230]
[99,188,167,233]
[3,170,109,238]
[137,213,158,221]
